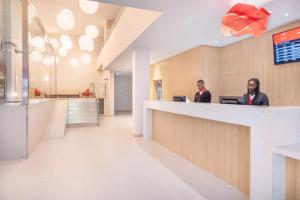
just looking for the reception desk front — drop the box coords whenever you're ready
[143,100,300,200]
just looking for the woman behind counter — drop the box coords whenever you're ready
[242,78,269,106]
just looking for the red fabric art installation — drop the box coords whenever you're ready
[222,3,271,37]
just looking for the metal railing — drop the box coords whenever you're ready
[89,82,100,114]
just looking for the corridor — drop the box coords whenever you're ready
[0,113,206,200]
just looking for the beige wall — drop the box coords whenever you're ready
[53,35,103,94]
[151,46,221,102]
[151,20,300,106]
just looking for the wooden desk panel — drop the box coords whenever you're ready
[152,110,250,196]
[286,158,300,200]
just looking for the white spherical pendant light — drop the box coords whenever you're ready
[36,45,46,52]
[85,25,99,39]
[30,36,45,48]
[87,44,94,51]
[60,35,73,50]
[30,51,42,62]
[78,35,94,51]
[43,57,53,66]
[80,54,92,65]
[62,39,73,50]
[56,9,75,30]
[79,0,99,14]
[70,58,79,67]
[58,48,68,57]
[50,38,60,50]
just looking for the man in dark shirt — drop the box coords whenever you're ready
[242,78,269,106]
[194,80,212,103]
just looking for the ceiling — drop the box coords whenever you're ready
[31,0,121,36]
[95,0,300,73]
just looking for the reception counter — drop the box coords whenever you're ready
[143,100,300,200]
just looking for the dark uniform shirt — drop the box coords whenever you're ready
[194,90,212,103]
[242,92,269,106]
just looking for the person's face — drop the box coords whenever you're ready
[248,80,257,93]
[197,82,204,90]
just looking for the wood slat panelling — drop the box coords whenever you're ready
[220,21,300,106]
[150,20,300,106]
[152,110,250,195]
[286,158,300,200]
[150,46,221,102]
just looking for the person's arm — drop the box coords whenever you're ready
[206,91,212,103]
[194,93,198,102]
[202,91,211,103]
[262,95,269,106]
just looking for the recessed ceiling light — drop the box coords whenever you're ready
[58,48,68,57]
[79,0,99,14]
[85,25,99,39]
[70,58,79,67]
[56,9,75,30]
[284,13,289,17]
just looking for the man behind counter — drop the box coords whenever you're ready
[194,80,211,103]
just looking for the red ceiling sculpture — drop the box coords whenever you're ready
[221,3,271,37]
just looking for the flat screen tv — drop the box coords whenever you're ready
[273,27,300,65]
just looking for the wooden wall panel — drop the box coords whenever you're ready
[150,20,300,106]
[150,46,221,102]
[286,158,300,200]
[152,110,250,195]
[220,21,300,106]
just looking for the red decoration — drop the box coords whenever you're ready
[221,3,271,37]
[82,88,93,97]
[34,88,41,97]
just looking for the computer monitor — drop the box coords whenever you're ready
[219,96,243,105]
[173,96,186,102]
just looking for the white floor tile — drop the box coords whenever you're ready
[0,114,207,200]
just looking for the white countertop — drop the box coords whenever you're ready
[144,100,300,127]
[274,143,300,160]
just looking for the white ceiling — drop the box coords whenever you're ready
[31,0,121,36]
[95,0,300,73]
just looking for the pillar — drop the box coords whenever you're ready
[132,48,150,136]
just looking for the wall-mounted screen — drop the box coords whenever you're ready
[273,27,300,65]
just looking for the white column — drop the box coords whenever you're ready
[109,71,115,116]
[132,48,150,136]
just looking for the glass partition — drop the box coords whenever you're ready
[28,2,57,99]
[0,0,57,103]
[0,0,23,102]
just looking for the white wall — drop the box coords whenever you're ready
[114,75,132,111]
[28,99,55,155]
[0,104,27,160]
[51,34,103,94]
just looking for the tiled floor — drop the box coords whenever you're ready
[0,113,207,200]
